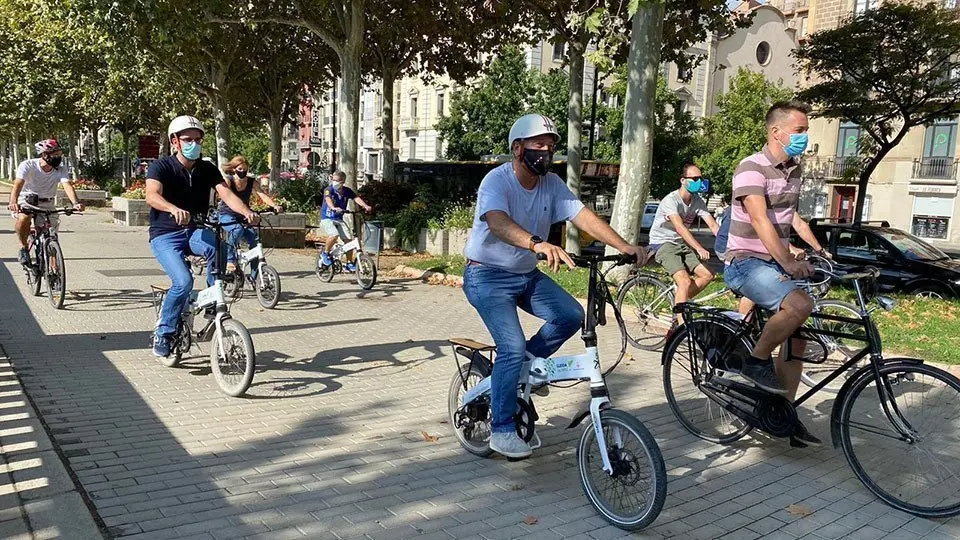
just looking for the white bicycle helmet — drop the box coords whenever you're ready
[34,139,60,154]
[508,113,560,147]
[167,115,205,140]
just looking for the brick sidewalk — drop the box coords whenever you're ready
[0,208,957,539]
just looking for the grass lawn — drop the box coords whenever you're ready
[403,254,960,364]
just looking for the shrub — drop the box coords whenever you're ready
[391,185,443,248]
[77,159,114,186]
[278,175,327,213]
[121,179,147,199]
[105,179,124,197]
[426,202,475,231]
[358,180,417,218]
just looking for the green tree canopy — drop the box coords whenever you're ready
[696,68,793,196]
[436,47,570,160]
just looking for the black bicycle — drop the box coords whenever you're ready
[662,266,960,518]
[20,202,80,309]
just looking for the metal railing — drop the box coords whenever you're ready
[912,157,958,179]
[803,156,860,179]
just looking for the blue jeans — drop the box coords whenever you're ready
[463,265,584,434]
[220,215,258,265]
[150,228,217,337]
[724,257,798,312]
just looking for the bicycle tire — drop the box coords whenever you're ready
[45,240,66,309]
[356,252,377,290]
[838,362,960,518]
[577,408,667,530]
[28,236,42,297]
[801,299,866,393]
[210,318,256,397]
[448,362,493,458]
[616,275,675,351]
[255,264,282,309]
[662,319,753,444]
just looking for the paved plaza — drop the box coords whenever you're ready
[0,206,958,540]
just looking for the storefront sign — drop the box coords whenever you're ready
[909,184,958,194]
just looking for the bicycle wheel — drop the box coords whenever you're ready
[616,275,675,351]
[663,319,753,444]
[802,300,867,393]
[45,240,66,309]
[839,362,960,518]
[255,264,281,309]
[356,252,377,290]
[222,269,244,301]
[578,408,667,530]
[315,251,335,282]
[448,362,493,457]
[210,317,256,397]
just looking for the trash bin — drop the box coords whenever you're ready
[362,220,384,255]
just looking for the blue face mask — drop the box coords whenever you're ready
[781,132,809,158]
[180,141,201,160]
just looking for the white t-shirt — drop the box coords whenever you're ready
[463,162,585,273]
[16,158,69,199]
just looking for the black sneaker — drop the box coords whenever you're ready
[17,248,29,266]
[740,361,787,395]
[790,421,823,448]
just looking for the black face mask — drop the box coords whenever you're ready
[522,148,553,176]
[45,156,63,168]
[236,171,247,179]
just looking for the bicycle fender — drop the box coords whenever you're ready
[829,357,924,448]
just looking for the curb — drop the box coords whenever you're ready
[390,264,464,287]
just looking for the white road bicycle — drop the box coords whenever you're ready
[315,210,377,290]
[150,215,256,397]
[448,252,667,531]
[221,212,282,309]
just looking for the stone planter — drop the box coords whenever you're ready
[260,212,307,248]
[57,189,109,207]
[419,228,472,256]
[111,197,149,226]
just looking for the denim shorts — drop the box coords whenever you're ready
[723,257,798,311]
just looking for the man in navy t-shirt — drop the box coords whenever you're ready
[145,115,259,359]
[318,170,373,271]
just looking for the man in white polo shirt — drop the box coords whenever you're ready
[8,139,84,265]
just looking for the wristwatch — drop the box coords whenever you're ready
[528,235,544,251]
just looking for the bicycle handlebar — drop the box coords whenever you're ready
[20,204,80,216]
[536,251,639,267]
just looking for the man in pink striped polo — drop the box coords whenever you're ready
[723,101,830,448]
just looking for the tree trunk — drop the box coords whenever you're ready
[91,125,101,163]
[122,130,131,185]
[337,0,364,191]
[212,98,231,170]
[381,68,396,182]
[1,140,8,179]
[607,1,665,264]
[853,152,886,224]
[69,132,80,179]
[13,132,20,170]
[25,131,32,159]
[268,113,283,192]
[565,39,587,255]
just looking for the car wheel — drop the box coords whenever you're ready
[913,283,950,299]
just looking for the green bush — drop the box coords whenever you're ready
[391,186,444,248]
[358,181,417,218]
[105,179,124,197]
[426,202,475,230]
[278,175,327,214]
[78,159,115,186]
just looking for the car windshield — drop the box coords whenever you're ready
[875,229,949,261]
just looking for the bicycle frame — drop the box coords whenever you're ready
[459,255,631,474]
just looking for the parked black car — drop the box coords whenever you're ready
[806,219,960,299]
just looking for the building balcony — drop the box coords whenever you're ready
[804,156,860,180]
[912,157,958,180]
[399,116,420,130]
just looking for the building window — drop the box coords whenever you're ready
[410,97,418,121]
[677,66,692,81]
[854,0,874,13]
[756,41,772,65]
[409,138,416,159]
[677,100,687,113]
[800,16,809,36]
[553,41,566,62]
[359,125,364,144]
[377,92,383,115]
[368,153,379,173]
[436,138,443,158]
[924,119,957,159]
[360,100,364,121]
[437,92,445,116]
[912,194,953,239]
[837,122,861,157]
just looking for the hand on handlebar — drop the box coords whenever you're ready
[534,242,576,272]
[170,207,191,226]
[7,201,19,214]
[783,259,815,279]
[73,202,85,212]
[244,211,260,226]
[272,205,284,214]
[621,245,648,266]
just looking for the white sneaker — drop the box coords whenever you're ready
[490,432,532,459]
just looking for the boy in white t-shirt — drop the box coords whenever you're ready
[7,139,84,264]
